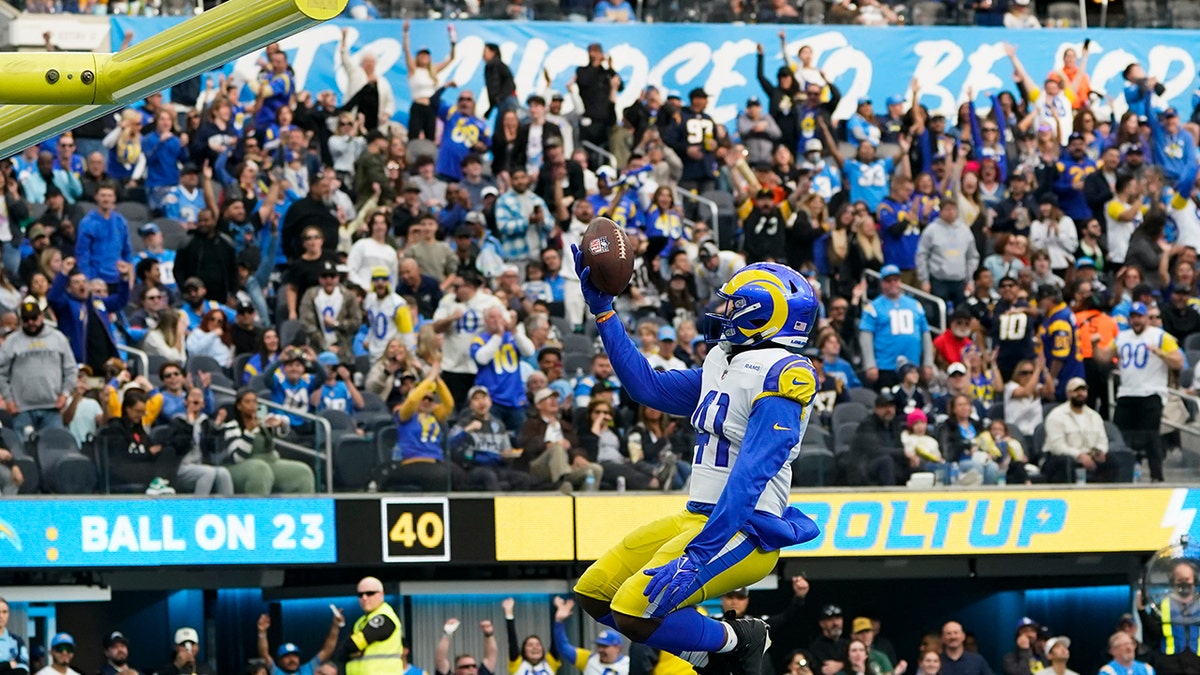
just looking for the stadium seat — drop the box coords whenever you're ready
[37,429,96,494]
[406,138,438,165]
[564,352,592,378]
[1047,1,1081,25]
[831,402,870,430]
[1030,423,1046,465]
[376,425,398,461]
[1185,333,1200,352]
[847,387,877,408]
[562,333,592,356]
[793,447,836,487]
[9,432,39,494]
[550,316,572,338]
[247,374,266,391]
[187,355,227,378]
[333,436,378,491]
[147,354,171,379]
[361,391,388,413]
[1,426,24,457]
[116,201,151,225]
[834,421,860,454]
[233,353,254,385]
[802,425,832,451]
[154,217,189,251]
[985,401,1005,423]
[319,409,357,437]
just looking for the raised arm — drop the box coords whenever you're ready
[400,21,417,72]
[778,30,793,72]
[502,598,520,664]
[481,620,498,674]
[256,614,275,669]
[817,117,845,170]
[435,24,457,73]
[316,608,345,662]
[435,618,460,675]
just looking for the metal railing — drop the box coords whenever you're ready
[117,344,149,380]
[1105,371,1200,439]
[673,188,721,250]
[210,384,335,493]
[862,268,947,335]
[581,140,617,170]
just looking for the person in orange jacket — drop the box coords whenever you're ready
[1071,278,1119,418]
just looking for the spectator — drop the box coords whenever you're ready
[402,214,457,285]
[75,184,131,290]
[1042,377,1117,483]
[518,388,599,491]
[916,200,980,304]
[579,399,667,490]
[810,605,849,675]
[433,617,497,675]
[850,617,902,675]
[299,260,363,360]
[37,634,78,675]
[902,408,944,470]
[1163,285,1200,344]
[255,610,342,675]
[1104,301,1182,482]
[495,169,551,265]
[154,628,215,675]
[1004,0,1041,28]
[1029,198,1077,277]
[0,299,75,433]
[99,388,176,495]
[0,597,29,674]
[482,43,517,119]
[166,387,233,497]
[397,258,443,321]
[1100,631,1152,675]
[1105,173,1144,269]
[432,271,504,407]
[738,98,782,167]
[99,632,140,675]
[1003,618,1047,675]
[47,258,130,372]
[940,622,993,675]
[470,306,534,433]
[1037,285,1085,401]
[21,152,82,205]
[175,209,237,305]
[845,393,905,486]
[860,265,933,389]
[142,109,188,213]
[265,348,323,432]
[217,388,315,495]
[1043,637,1079,675]
[449,386,531,491]
[375,362,464,491]
[186,309,234,369]
[282,172,340,261]
[435,90,490,184]
[1126,210,1176,291]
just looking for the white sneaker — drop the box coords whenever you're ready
[146,477,177,496]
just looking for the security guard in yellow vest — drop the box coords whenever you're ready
[340,577,404,675]
[1147,562,1200,675]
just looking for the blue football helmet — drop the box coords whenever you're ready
[705,262,819,349]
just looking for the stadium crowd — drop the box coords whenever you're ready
[0,24,1199,497]
[0,577,1183,675]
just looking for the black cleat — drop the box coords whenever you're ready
[728,615,771,675]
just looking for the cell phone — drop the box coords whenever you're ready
[1083,38,1091,50]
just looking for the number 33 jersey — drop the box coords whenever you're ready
[688,343,818,519]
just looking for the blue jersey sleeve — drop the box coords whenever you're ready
[685,394,807,564]
[552,621,578,664]
[596,316,702,417]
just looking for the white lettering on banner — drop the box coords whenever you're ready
[195,514,256,551]
[118,19,1200,127]
[76,511,327,557]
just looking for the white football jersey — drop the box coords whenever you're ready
[363,292,415,362]
[687,343,817,518]
[1116,326,1180,400]
[433,292,506,374]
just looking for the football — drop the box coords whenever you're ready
[581,217,634,297]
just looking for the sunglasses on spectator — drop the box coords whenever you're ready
[357,590,380,597]
[146,293,164,300]
[53,646,73,654]
[458,96,474,102]
[60,142,75,148]
[304,234,322,240]
[982,127,998,132]
[457,664,479,670]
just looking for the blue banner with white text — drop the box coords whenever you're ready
[0,498,336,568]
[112,18,1200,129]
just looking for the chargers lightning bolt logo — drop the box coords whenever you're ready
[0,517,23,552]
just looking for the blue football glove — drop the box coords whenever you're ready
[571,243,615,315]
[642,554,701,618]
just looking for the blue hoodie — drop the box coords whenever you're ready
[47,272,130,368]
[140,132,187,189]
[76,208,133,284]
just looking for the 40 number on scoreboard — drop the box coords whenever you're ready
[380,498,450,563]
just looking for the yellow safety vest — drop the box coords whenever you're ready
[346,602,404,675]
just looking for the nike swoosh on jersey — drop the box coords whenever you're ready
[773,423,790,431]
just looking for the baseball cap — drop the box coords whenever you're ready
[1068,131,1086,143]
[236,301,256,314]
[906,409,927,427]
[549,90,564,101]
[318,260,338,277]
[1075,257,1096,270]
[852,617,873,633]
[27,224,49,240]
[857,97,872,107]
[658,325,677,342]
[1015,617,1039,633]
[468,385,490,399]
[103,631,128,648]
[1117,614,1136,627]
[1066,377,1088,392]
[804,138,824,154]
[317,351,340,368]
[371,266,390,280]
[277,643,302,659]
[481,186,499,199]
[20,299,41,320]
[1162,108,1180,119]
[1121,142,1143,155]
[466,211,487,225]
[874,392,897,408]
[746,96,761,107]
[534,388,559,404]
[723,587,750,598]
[596,165,618,183]
[51,633,74,649]
[138,222,161,237]
[1130,301,1149,316]
[174,627,199,645]
[699,241,720,261]
[1045,636,1071,655]
[453,225,472,238]
[592,380,614,395]
[880,264,901,279]
[595,630,624,647]
[886,94,906,106]
[820,604,843,618]
[947,362,967,376]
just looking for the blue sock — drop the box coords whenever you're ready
[643,609,728,654]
